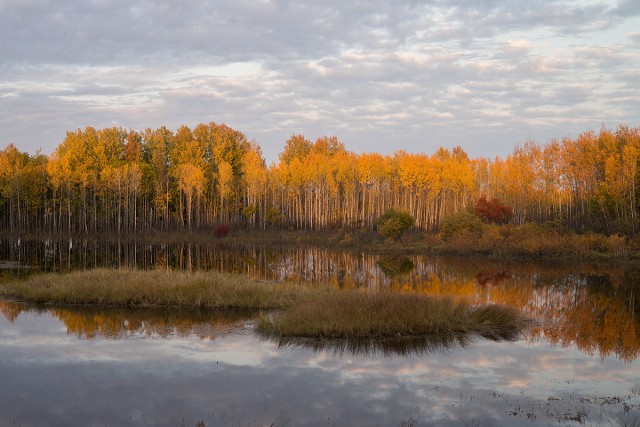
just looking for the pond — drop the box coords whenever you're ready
[1,239,639,426]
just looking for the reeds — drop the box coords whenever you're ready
[0,268,320,309]
[257,292,528,340]
[1,269,529,341]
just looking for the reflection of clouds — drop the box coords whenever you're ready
[1,308,640,426]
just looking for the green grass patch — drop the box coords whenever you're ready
[257,292,528,340]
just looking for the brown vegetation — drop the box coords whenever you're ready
[0,269,317,308]
[257,292,528,340]
[434,221,629,259]
[0,269,529,341]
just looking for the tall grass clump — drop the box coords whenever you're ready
[0,268,320,309]
[257,292,528,340]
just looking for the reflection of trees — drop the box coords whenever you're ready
[388,269,640,362]
[3,239,640,360]
[0,302,251,340]
[529,275,640,362]
[0,301,24,323]
[377,256,414,278]
[49,307,252,340]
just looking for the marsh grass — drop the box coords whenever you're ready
[1,269,529,341]
[257,292,529,340]
[0,268,322,309]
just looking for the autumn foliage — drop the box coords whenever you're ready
[1,124,639,236]
[474,196,513,224]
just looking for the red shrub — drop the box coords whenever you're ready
[213,224,230,238]
[474,196,513,224]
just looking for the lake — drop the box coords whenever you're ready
[1,238,639,426]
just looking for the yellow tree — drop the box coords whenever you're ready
[46,151,72,232]
[356,152,389,228]
[175,163,205,231]
[217,160,234,223]
[280,134,312,165]
[618,127,640,234]
[0,144,29,231]
[171,125,205,228]
[143,126,174,230]
[18,152,49,231]
[94,127,126,232]
[242,142,268,228]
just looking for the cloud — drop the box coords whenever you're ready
[1,0,639,161]
[613,0,640,16]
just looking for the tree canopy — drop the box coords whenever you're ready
[1,124,639,236]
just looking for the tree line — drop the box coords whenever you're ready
[1,122,638,235]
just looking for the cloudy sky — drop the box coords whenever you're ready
[1,0,639,162]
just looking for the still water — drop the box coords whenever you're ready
[1,239,639,426]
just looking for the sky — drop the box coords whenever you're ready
[1,0,639,163]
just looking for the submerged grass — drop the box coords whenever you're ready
[1,269,529,340]
[257,292,529,340]
[0,268,321,309]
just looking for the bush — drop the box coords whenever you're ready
[265,208,282,227]
[439,212,483,241]
[474,196,513,224]
[378,209,414,240]
[479,223,561,256]
[242,205,258,218]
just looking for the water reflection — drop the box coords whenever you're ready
[1,302,638,426]
[1,238,639,361]
[262,316,527,358]
[266,335,475,357]
[377,255,414,278]
[0,302,252,340]
[1,301,532,361]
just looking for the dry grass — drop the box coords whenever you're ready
[257,292,529,340]
[2,269,529,341]
[0,268,321,309]
[437,222,633,259]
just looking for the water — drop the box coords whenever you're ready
[1,239,639,426]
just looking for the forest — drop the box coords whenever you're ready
[0,123,638,236]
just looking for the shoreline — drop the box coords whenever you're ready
[2,227,639,262]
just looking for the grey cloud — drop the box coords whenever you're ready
[2,0,386,66]
[613,0,640,16]
[1,0,619,66]
[1,0,639,161]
